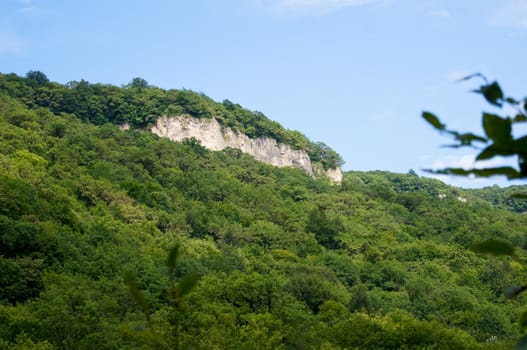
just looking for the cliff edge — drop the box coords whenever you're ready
[151,115,343,183]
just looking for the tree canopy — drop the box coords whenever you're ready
[423,74,527,349]
[0,71,343,170]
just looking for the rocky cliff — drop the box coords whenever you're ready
[150,115,343,183]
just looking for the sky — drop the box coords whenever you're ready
[1,0,527,188]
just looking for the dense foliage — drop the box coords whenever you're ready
[0,72,343,170]
[423,76,527,348]
[1,73,527,349]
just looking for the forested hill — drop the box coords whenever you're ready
[0,71,343,171]
[1,72,527,349]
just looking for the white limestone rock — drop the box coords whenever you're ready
[150,115,343,183]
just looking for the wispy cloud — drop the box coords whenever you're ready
[18,0,45,15]
[491,0,527,29]
[255,0,387,15]
[428,9,452,19]
[0,31,24,55]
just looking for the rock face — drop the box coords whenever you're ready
[119,122,130,131]
[151,115,343,183]
[325,167,344,183]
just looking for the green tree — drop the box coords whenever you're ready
[25,71,49,86]
[423,74,527,179]
[126,77,150,89]
[423,74,527,349]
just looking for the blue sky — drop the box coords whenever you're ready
[1,0,527,187]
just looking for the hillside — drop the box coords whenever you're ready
[149,115,343,183]
[0,72,343,175]
[1,72,527,349]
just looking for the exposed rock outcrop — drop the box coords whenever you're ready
[150,115,343,183]
[119,122,130,131]
[325,167,344,183]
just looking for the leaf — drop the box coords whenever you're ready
[516,334,527,350]
[513,136,527,154]
[476,81,504,107]
[520,311,527,331]
[476,167,521,178]
[167,243,181,278]
[422,112,445,131]
[441,144,468,149]
[505,285,527,299]
[476,146,499,160]
[424,166,521,179]
[476,144,514,161]
[508,193,527,199]
[521,161,527,177]
[456,132,487,145]
[175,272,199,297]
[514,114,527,123]
[506,97,519,105]
[482,113,512,144]
[457,73,487,83]
[470,239,514,256]
[124,271,150,317]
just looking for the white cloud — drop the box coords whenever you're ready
[491,0,527,29]
[0,31,24,55]
[255,0,385,15]
[428,9,451,19]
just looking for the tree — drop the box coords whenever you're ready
[306,207,342,249]
[422,74,527,179]
[308,141,345,170]
[125,243,198,350]
[423,74,527,349]
[126,77,150,89]
[25,71,49,86]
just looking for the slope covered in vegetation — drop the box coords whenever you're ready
[1,72,527,349]
[0,72,343,171]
